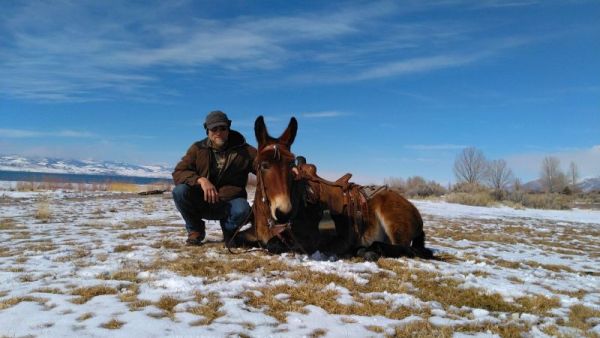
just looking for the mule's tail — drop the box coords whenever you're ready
[411,230,434,259]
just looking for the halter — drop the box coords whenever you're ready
[255,144,298,248]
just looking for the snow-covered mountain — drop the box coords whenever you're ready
[0,155,172,178]
[522,177,600,193]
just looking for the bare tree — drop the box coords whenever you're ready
[568,161,579,187]
[486,159,514,197]
[513,177,522,192]
[453,147,487,185]
[540,156,567,193]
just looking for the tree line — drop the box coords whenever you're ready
[453,147,580,196]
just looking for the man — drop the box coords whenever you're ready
[172,110,257,245]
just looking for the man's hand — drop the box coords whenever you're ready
[197,177,219,203]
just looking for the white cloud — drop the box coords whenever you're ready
[301,111,349,118]
[404,144,467,150]
[0,129,95,138]
[0,1,538,101]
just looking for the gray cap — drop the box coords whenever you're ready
[204,110,231,130]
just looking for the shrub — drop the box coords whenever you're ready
[404,176,446,197]
[445,192,495,207]
[521,193,572,210]
[451,182,489,194]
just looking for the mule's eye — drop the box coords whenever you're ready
[261,161,270,170]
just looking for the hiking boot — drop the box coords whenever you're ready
[186,230,205,246]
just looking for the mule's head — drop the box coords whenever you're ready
[255,116,298,223]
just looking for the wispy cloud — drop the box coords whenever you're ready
[301,111,349,118]
[0,1,540,101]
[0,128,96,138]
[404,144,466,150]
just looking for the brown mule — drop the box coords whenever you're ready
[234,116,321,254]
[298,163,434,260]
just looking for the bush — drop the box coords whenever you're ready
[404,176,447,197]
[445,192,495,207]
[452,182,489,194]
[521,193,572,210]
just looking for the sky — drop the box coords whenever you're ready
[1,0,599,184]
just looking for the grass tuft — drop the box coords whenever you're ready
[70,285,118,304]
[100,318,125,329]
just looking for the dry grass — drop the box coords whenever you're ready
[98,269,140,283]
[188,292,225,326]
[566,304,600,332]
[0,296,48,310]
[113,244,135,253]
[100,318,125,329]
[70,285,118,304]
[446,192,495,207]
[155,295,181,314]
[0,218,18,230]
[150,239,182,249]
[108,182,142,193]
[32,287,64,294]
[76,312,94,322]
[35,199,52,222]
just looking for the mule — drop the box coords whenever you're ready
[234,116,321,254]
[297,162,434,260]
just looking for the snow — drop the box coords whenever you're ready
[0,185,598,337]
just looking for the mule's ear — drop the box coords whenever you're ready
[279,117,297,148]
[255,116,269,146]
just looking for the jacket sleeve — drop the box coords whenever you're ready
[172,144,200,186]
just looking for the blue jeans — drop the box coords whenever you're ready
[172,184,251,234]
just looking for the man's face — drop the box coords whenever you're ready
[208,126,229,149]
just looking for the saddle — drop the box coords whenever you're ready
[296,163,387,233]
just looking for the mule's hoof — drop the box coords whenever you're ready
[363,251,380,261]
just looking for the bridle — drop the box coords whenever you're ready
[255,143,299,249]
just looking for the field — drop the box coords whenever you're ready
[0,186,599,337]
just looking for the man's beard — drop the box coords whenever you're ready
[212,137,226,149]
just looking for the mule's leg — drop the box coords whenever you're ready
[410,230,434,259]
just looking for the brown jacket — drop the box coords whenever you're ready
[172,130,257,201]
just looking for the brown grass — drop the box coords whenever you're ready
[155,295,181,314]
[188,292,225,326]
[98,270,140,283]
[0,296,48,310]
[35,199,52,222]
[100,318,125,329]
[76,312,94,322]
[113,244,135,253]
[70,285,118,304]
[446,192,495,207]
[567,304,600,332]
[32,287,64,294]
[0,218,19,230]
[108,182,141,193]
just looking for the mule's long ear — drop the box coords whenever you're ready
[255,116,269,146]
[279,117,297,148]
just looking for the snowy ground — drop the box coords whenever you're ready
[0,186,599,337]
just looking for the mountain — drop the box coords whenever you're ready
[0,155,172,178]
[522,177,600,193]
[577,177,600,193]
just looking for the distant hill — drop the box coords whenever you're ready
[0,155,172,179]
[522,177,600,193]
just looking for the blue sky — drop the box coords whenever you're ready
[1,0,599,184]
